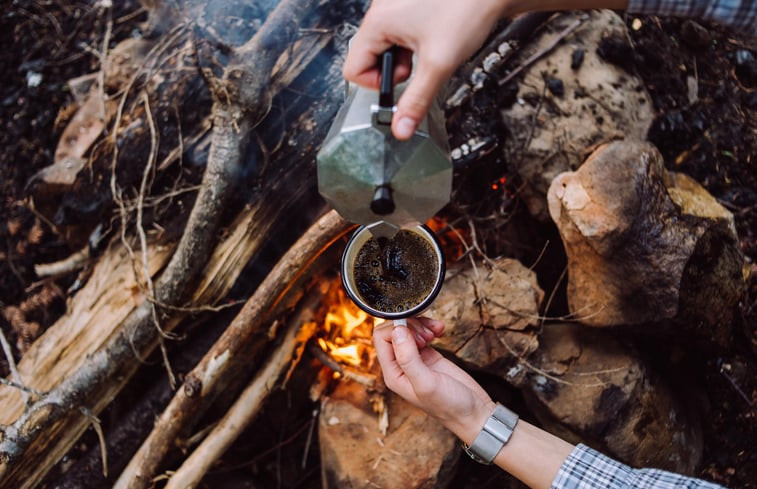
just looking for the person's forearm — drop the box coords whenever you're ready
[445,403,574,489]
[493,420,574,489]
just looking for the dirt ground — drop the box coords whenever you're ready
[1,2,754,488]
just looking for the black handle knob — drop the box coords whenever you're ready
[370,184,395,215]
[379,49,395,109]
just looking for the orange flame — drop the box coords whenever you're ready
[426,216,467,262]
[318,284,376,369]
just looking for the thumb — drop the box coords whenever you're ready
[392,60,448,140]
[391,325,435,396]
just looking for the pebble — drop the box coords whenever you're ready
[571,49,585,70]
[734,49,757,86]
[546,77,565,98]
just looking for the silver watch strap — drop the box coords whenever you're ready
[463,403,519,464]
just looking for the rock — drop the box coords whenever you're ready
[500,10,654,221]
[546,140,746,346]
[319,379,459,489]
[570,49,585,70]
[425,257,541,384]
[680,20,711,49]
[523,323,703,474]
[546,77,565,97]
[734,49,757,87]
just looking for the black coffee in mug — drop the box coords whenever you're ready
[352,229,439,314]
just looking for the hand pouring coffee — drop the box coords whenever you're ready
[316,49,452,319]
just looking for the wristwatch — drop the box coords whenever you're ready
[462,403,519,464]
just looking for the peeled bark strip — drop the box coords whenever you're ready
[114,210,350,488]
[0,244,174,426]
[522,323,703,474]
[547,140,745,345]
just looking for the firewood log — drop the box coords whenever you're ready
[547,140,746,347]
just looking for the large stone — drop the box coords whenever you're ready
[523,323,704,474]
[547,140,745,346]
[425,257,541,384]
[500,10,654,221]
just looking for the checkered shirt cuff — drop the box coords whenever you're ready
[627,0,757,37]
[551,444,727,489]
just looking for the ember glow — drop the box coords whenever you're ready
[317,284,376,369]
[426,216,467,262]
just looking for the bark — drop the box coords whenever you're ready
[547,140,745,346]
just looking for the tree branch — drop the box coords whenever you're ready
[114,210,350,488]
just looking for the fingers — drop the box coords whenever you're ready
[392,60,451,140]
[373,321,405,384]
[343,29,413,89]
[417,317,445,337]
[390,325,437,396]
[404,317,444,348]
[375,318,438,350]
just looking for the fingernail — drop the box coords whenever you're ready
[422,326,433,337]
[392,326,408,344]
[396,117,416,139]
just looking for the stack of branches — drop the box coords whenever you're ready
[0,1,551,488]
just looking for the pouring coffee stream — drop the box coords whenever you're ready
[316,49,452,318]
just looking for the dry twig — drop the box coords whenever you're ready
[114,210,350,489]
[0,329,30,404]
[164,310,319,488]
[498,15,587,87]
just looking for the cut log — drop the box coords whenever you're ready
[546,140,746,346]
[522,323,704,474]
[425,257,541,381]
[319,379,459,489]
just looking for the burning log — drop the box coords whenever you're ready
[547,140,746,346]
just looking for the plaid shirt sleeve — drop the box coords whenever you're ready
[551,444,727,489]
[627,0,757,37]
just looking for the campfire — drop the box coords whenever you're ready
[315,286,376,372]
[0,2,751,489]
